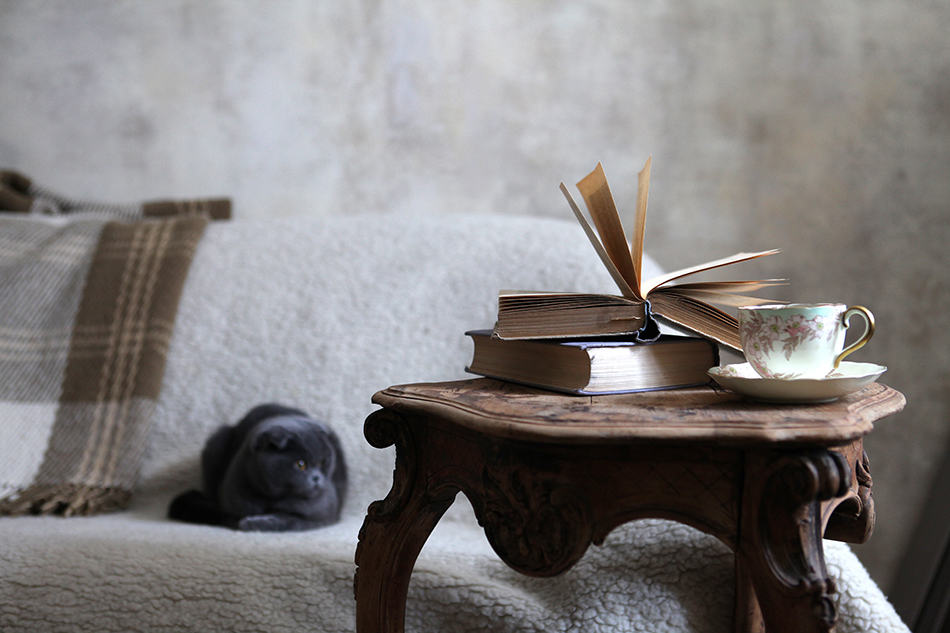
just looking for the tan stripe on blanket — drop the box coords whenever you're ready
[4,216,207,515]
[76,221,168,487]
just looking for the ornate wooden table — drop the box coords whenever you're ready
[354,378,905,633]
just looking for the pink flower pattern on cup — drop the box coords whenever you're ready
[740,311,838,379]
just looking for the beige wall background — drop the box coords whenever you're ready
[2,0,948,618]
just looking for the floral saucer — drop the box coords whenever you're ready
[707,361,887,403]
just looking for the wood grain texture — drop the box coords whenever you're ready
[373,378,905,445]
[357,379,905,633]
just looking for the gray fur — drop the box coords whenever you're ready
[168,404,347,531]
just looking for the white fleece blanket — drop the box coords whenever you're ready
[0,213,909,632]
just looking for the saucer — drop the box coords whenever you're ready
[707,361,887,403]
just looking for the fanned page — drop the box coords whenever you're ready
[655,280,788,307]
[556,160,781,347]
[640,250,781,298]
[664,280,787,292]
[658,288,780,308]
[559,184,637,298]
[575,163,642,299]
[630,157,651,291]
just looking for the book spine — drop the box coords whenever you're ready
[634,300,661,344]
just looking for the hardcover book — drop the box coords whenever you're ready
[465,330,719,395]
[493,159,783,350]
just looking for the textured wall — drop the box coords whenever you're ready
[2,0,948,611]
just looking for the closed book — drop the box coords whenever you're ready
[465,330,719,395]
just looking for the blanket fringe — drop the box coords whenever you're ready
[0,483,131,517]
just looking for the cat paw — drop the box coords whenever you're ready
[237,514,287,532]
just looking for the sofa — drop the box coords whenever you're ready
[0,205,910,632]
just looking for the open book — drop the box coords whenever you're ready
[493,159,783,350]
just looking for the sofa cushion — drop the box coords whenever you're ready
[139,212,643,523]
[0,212,909,632]
[0,500,908,633]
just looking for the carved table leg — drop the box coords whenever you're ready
[354,410,458,633]
[824,444,875,544]
[737,448,852,633]
[735,554,767,633]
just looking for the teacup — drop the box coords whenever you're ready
[738,303,875,379]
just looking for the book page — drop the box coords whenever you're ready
[655,287,783,307]
[663,279,787,292]
[660,279,788,303]
[631,157,651,293]
[649,292,742,350]
[559,184,638,298]
[576,163,641,299]
[498,290,642,307]
[641,249,781,297]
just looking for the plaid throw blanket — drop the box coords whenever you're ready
[0,171,228,515]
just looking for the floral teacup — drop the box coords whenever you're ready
[737,303,875,379]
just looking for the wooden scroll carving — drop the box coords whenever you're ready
[825,449,875,544]
[742,449,852,633]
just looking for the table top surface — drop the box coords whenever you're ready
[372,378,906,446]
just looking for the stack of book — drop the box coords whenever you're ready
[465,159,784,395]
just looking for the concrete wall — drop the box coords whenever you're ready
[2,0,948,616]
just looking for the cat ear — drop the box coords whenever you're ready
[253,427,291,452]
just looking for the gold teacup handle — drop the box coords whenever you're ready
[834,305,875,368]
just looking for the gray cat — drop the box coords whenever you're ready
[168,404,347,531]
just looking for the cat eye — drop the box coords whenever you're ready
[295,459,308,471]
